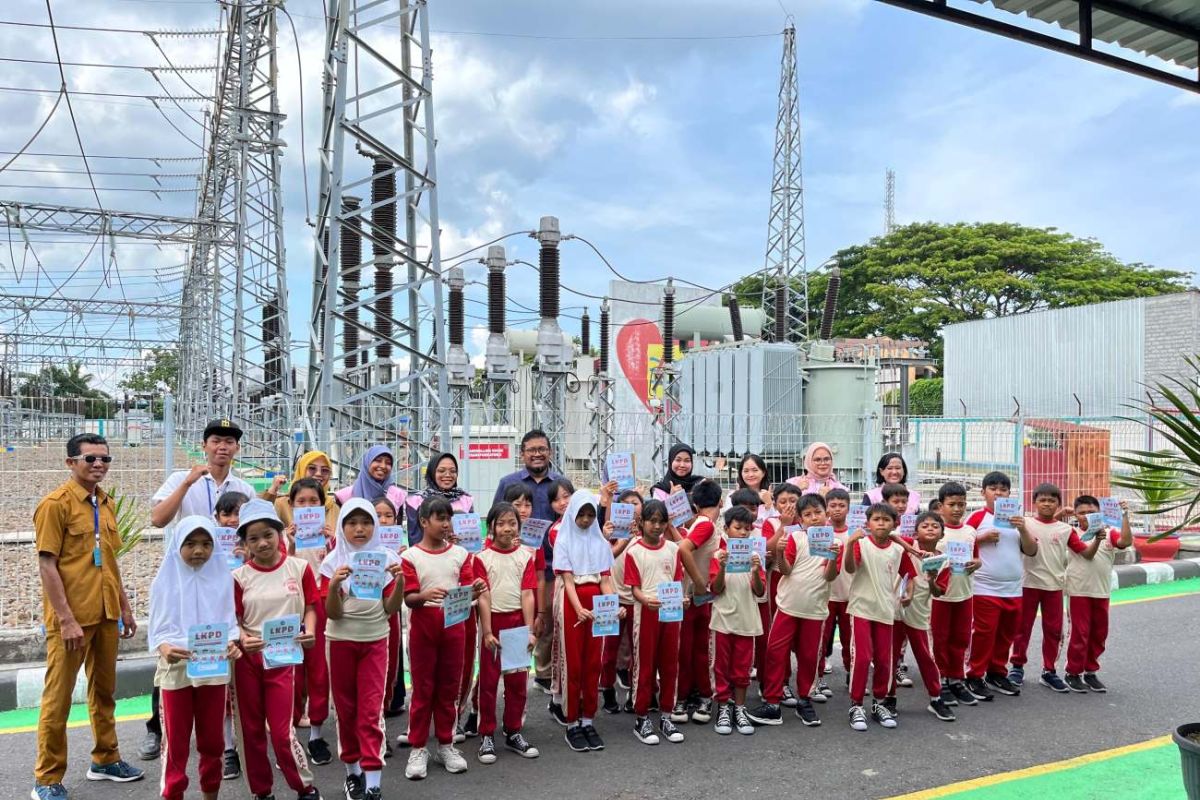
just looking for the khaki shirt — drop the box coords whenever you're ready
[35,480,124,630]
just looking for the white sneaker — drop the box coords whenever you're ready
[435,744,468,774]
[405,747,429,780]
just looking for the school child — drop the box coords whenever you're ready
[373,496,407,733]
[148,516,241,800]
[502,483,550,695]
[928,499,943,515]
[843,503,916,731]
[544,477,576,724]
[623,499,684,745]
[881,483,911,517]
[728,488,771,690]
[966,472,1038,701]
[758,482,803,707]
[320,499,399,800]
[473,502,541,763]
[708,506,765,736]
[673,479,724,724]
[888,512,956,722]
[602,488,642,714]
[230,500,320,800]
[211,491,249,782]
[1063,496,1132,693]
[554,491,622,752]
[1008,484,1072,692]
[394,496,484,780]
[749,493,840,727]
[281,478,334,765]
[822,488,853,692]
[931,482,981,707]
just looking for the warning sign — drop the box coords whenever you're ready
[459,442,511,461]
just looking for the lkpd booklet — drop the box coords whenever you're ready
[262,614,303,669]
[349,550,388,600]
[186,622,229,680]
[293,506,326,551]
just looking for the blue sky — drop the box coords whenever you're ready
[1,0,1197,387]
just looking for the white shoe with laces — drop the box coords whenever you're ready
[405,747,429,780]
[435,744,468,774]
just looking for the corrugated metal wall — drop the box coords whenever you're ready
[943,297,1147,417]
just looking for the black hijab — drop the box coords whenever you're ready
[652,443,702,495]
[420,452,466,501]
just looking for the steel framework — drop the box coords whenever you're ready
[0,201,231,244]
[760,24,808,343]
[307,0,450,480]
[885,168,896,234]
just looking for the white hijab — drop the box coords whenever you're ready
[148,515,238,651]
[319,497,401,581]
[552,490,614,576]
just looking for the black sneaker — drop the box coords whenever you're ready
[871,701,898,729]
[1040,670,1070,693]
[795,698,821,726]
[1008,666,1025,687]
[297,788,322,800]
[1083,673,1107,693]
[533,677,552,694]
[633,716,660,745]
[950,681,978,706]
[548,701,568,726]
[222,749,241,780]
[616,668,631,690]
[746,702,783,726]
[964,677,994,702]
[622,696,634,714]
[927,697,956,721]
[882,696,898,715]
[781,686,799,708]
[254,794,276,800]
[461,712,479,738]
[602,688,620,714]
[564,725,589,752]
[714,703,734,735]
[344,774,364,800]
[363,789,381,800]
[137,730,161,761]
[504,731,539,758]
[985,673,1020,696]
[307,738,333,766]
[669,701,690,724]
[814,679,833,702]
[477,735,496,765]
[939,682,959,707]
[384,739,392,759]
[384,702,407,719]
[659,717,685,743]
[691,698,713,724]
[1064,673,1088,693]
[895,663,914,688]
[581,724,604,751]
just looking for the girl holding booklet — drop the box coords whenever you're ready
[373,496,407,723]
[473,502,541,764]
[601,488,642,714]
[148,515,241,800]
[321,498,401,800]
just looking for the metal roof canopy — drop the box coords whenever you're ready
[876,0,1200,93]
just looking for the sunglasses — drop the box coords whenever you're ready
[72,455,113,464]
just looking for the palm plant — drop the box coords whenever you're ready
[109,486,144,558]
[1113,356,1200,541]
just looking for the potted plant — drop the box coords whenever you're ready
[1120,456,1186,561]
[1114,356,1200,798]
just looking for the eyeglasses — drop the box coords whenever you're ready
[72,455,113,464]
[523,447,550,455]
[306,467,332,476]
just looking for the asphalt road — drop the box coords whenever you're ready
[8,593,1200,800]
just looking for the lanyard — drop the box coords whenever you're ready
[91,493,102,568]
[205,476,214,516]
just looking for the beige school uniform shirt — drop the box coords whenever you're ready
[1065,530,1120,599]
[233,556,318,639]
[1022,517,1071,592]
[623,538,682,602]
[775,528,835,621]
[848,537,914,625]
[934,523,977,604]
[475,544,537,614]
[828,527,853,604]
[708,542,764,637]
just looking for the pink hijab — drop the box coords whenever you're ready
[787,442,847,494]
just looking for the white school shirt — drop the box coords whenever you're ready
[152,469,257,525]
[967,508,1024,599]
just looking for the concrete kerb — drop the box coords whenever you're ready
[1112,555,1200,589]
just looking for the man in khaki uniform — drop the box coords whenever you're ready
[32,433,143,800]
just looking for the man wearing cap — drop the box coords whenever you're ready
[33,433,143,800]
[138,419,256,761]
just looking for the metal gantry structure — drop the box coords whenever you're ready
[760,23,808,343]
[178,0,295,468]
[885,168,897,235]
[307,0,450,481]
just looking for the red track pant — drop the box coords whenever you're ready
[384,612,402,710]
[1066,596,1109,675]
[631,604,680,716]
[1011,587,1064,672]
[762,612,825,703]
[408,606,467,747]
[477,610,529,736]
[849,616,894,705]
[292,600,330,726]
[328,638,387,771]
[677,602,712,700]
[458,611,478,714]
[823,600,851,672]
[560,583,603,723]
[160,684,225,800]
[931,597,973,681]
[712,632,754,704]
[234,651,313,796]
[893,623,940,697]
[600,609,632,689]
[968,595,1021,679]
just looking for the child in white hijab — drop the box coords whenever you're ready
[148,515,240,800]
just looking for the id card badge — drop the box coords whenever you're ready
[93,545,102,567]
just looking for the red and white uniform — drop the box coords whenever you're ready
[847,537,916,705]
[894,552,951,698]
[624,538,683,716]
[931,522,977,681]
[762,528,837,703]
[1065,529,1121,675]
[1011,517,1070,673]
[474,543,537,736]
[708,541,765,704]
[966,508,1025,680]
[679,516,719,701]
[823,526,854,673]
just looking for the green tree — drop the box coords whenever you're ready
[908,378,943,416]
[733,222,1190,365]
[18,361,113,418]
[118,347,179,394]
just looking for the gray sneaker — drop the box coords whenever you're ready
[30,785,68,800]
[137,730,161,761]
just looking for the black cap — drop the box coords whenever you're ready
[203,418,243,442]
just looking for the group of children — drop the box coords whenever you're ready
[148,455,1133,800]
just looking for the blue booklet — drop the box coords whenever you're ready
[690,591,714,606]
[609,503,636,540]
[899,514,918,537]
[215,526,241,571]
[1082,512,1104,543]
[349,550,388,600]
[186,622,229,680]
[591,594,620,637]
[377,525,406,553]
[519,518,551,550]
[920,552,948,573]
[1100,497,1123,528]
[262,614,303,669]
[499,625,532,673]
[993,498,1022,530]
[665,490,693,527]
[293,506,326,551]
[749,535,767,566]
[657,581,684,623]
[945,540,972,575]
[726,538,753,574]
[604,452,637,491]
[847,504,868,532]
[452,513,483,554]
[442,585,473,628]
[807,526,836,560]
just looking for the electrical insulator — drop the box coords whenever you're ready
[580,309,590,355]
[661,280,676,365]
[820,267,840,341]
[773,284,787,342]
[487,246,505,335]
[448,269,465,347]
[727,293,744,341]
[599,299,610,374]
[341,197,362,369]
[371,158,395,362]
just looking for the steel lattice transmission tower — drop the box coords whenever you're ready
[307,0,450,479]
[178,0,295,468]
[760,23,808,343]
[885,168,896,234]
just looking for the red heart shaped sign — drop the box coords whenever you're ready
[615,318,662,413]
